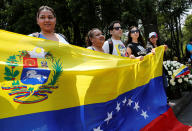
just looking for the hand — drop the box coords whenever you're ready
[151,48,155,55]
[164,45,168,51]
[138,56,144,61]
[129,55,135,59]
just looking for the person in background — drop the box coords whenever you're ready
[186,38,192,65]
[126,26,149,60]
[86,28,105,53]
[146,32,168,53]
[102,21,127,57]
[146,32,158,51]
[146,32,175,106]
[29,6,69,44]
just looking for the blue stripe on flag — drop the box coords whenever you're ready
[0,76,169,131]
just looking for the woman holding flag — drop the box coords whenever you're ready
[86,28,105,53]
[29,6,69,44]
[126,26,153,60]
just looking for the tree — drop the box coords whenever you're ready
[158,0,191,60]
[183,14,192,47]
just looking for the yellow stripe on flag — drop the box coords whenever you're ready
[0,30,164,119]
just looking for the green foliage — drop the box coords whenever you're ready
[49,59,63,85]
[4,67,12,76]
[4,76,12,81]
[6,55,18,66]
[17,50,28,61]
[28,87,34,93]
[4,55,20,83]
[157,0,191,60]
[12,80,20,86]
[13,70,19,77]
[183,14,192,45]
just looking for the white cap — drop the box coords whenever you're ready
[149,32,158,38]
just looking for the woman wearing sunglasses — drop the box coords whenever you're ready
[146,32,168,53]
[126,26,148,60]
[86,28,105,53]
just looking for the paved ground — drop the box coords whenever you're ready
[178,100,192,126]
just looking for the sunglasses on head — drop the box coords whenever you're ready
[113,27,122,31]
[130,29,139,34]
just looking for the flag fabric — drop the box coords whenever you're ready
[172,65,190,78]
[0,30,191,131]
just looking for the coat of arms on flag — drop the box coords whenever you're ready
[1,47,63,104]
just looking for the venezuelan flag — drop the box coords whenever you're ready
[0,30,190,131]
[172,65,190,78]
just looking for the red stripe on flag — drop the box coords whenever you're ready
[141,108,191,131]
[176,70,190,78]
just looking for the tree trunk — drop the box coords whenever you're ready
[174,16,181,60]
[178,17,184,57]
[168,17,177,59]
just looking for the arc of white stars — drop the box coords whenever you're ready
[116,102,121,112]
[104,111,113,124]
[127,99,133,106]
[93,126,103,131]
[122,97,127,105]
[133,102,140,112]
[141,110,149,119]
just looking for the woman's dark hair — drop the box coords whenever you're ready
[86,28,100,47]
[37,6,56,18]
[126,26,146,47]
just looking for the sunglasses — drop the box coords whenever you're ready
[151,35,157,38]
[130,30,139,34]
[113,27,122,31]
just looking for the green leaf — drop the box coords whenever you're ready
[4,67,12,76]
[4,77,12,81]
[16,80,20,85]
[13,70,19,77]
[28,87,34,92]
[12,82,17,86]
[10,55,16,60]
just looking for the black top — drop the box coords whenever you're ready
[127,42,147,57]
[146,41,156,53]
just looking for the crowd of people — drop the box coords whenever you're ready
[29,5,171,60]
[29,5,179,104]
[29,5,192,65]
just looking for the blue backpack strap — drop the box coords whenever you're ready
[31,32,40,38]
[186,44,191,58]
[108,38,113,54]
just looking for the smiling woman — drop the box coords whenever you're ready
[86,28,105,53]
[37,6,56,35]
[29,6,69,44]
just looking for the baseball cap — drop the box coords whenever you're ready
[149,32,158,38]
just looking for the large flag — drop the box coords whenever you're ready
[0,30,190,131]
